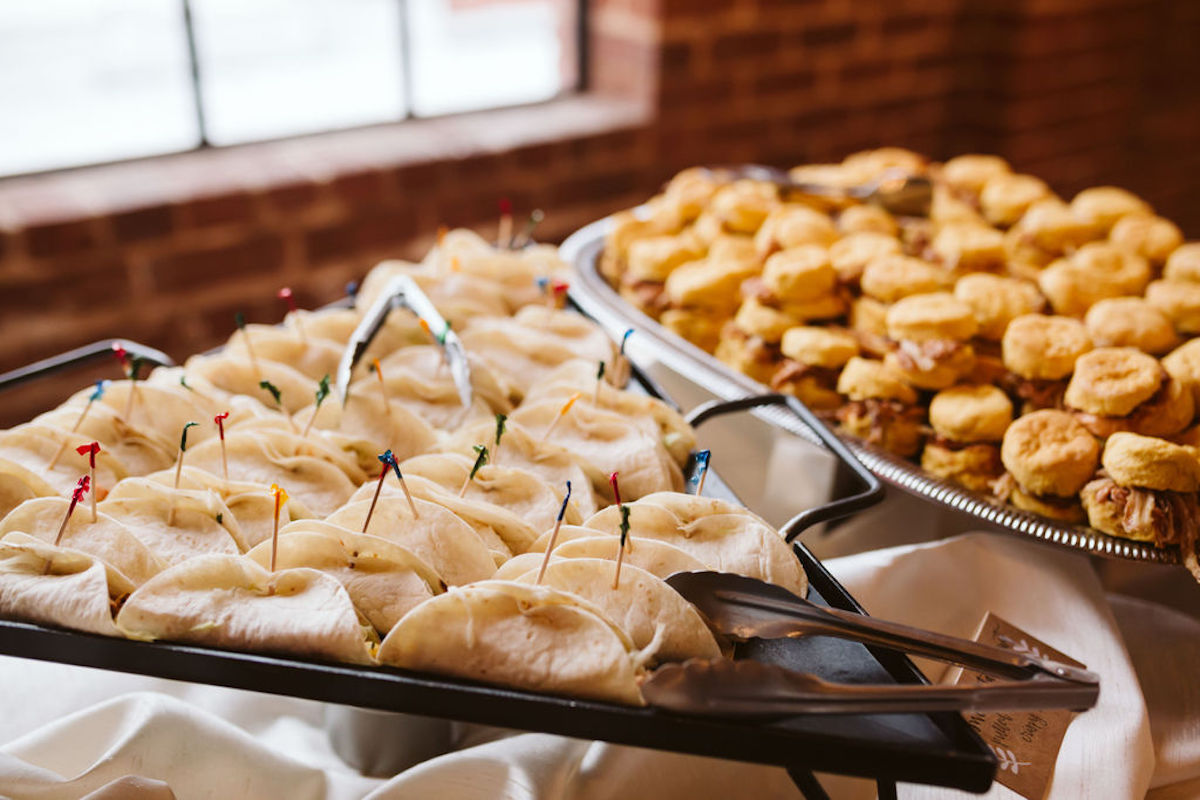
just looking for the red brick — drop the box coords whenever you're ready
[712,30,782,60]
[797,22,857,48]
[305,210,417,265]
[25,218,103,258]
[178,192,256,228]
[111,205,173,243]
[263,180,322,213]
[330,170,391,209]
[0,255,130,314]
[149,234,285,292]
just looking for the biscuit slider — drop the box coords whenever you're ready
[921,385,1013,492]
[771,326,859,410]
[1001,314,1091,412]
[835,357,925,457]
[1081,433,1200,572]
[1064,347,1193,439]
[883,292,978,390]
[996,409,1100,522]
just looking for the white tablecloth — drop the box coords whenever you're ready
[2,530,1196,800]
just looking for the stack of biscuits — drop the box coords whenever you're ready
[602,149,1200,575]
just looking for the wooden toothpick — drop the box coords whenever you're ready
[536,481,572,585]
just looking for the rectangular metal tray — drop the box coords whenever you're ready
[561,215,1179,566]
[0,313,996,795]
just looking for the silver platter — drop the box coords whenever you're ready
[562,215,1178,565]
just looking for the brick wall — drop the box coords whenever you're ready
[2,0,1199,424]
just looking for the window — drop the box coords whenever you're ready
[0,0,582,177]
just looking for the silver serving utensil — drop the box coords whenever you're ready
[718,164,933,217]
[336,275,473,408]
[640,571,1099,718]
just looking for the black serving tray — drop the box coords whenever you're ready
[0,316,996,796]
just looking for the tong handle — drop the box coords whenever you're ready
[0,339,174,394]
[685,393,884,541]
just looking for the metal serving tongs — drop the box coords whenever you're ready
[710,164,933,217]
[641,571,1100,718]
[336,275,472,408]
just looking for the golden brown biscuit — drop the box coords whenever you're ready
[930,222,1006,274]
[626,235,703,282]
[838,204,898,236]
[1009,485,1086,523]
[1145,279,1200,335]
[1000,409,1100,497]
[1101,432,1200,492]
[828,232,902,284]
[710,180,779,234]
[1164,243,1200,283]
[860,255,948,303]
[771,369,843,410]
[707,235,758,272]
[1071,186,1152,234]
[1001,314,1091,380]
[1109,214,1183,266]
[980,173,1052,227]
[850,296,890,341]
[762,246,836,302]
[884,345,976,391]
[755,205,838,256]
[929,185,987,227]
[664,261,748,312]
[663,168,720,222]
[1163,338,1200,408]
[837,357,918,403]
[1131,379,1195,439]
[841,147,927,181]
[1010,198,1098,255]
[885,292,979,342]
[1064,347,1164,417]
[941,154,1012,195]
[1084,297,1178,355]
[778,292,847,323]
[660,309,725,354]
[954,274,1044,340]
[733,297,799,344]
[691,210,724,245]
[1038,242,1151,316]
[921,442,1003,492]
[929,384,1013,443]
[780,326,858,368]
[838,403,925,457]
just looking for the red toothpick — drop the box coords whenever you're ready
[269,484,288,572]
[54,476,90,546]
[536,481,572,585]
[278,287,307,342]
[541,392,581,443]
[214,411,230,482]
[550,280,569,310]
[609,471,623,510]
[498,197,514,249]
[75,442,101,522]
[111,343,142,421]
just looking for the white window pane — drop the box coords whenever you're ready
[190,0,405,146]
[409,0,575,117]
[0,1,198,176]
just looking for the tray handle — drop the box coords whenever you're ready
[0,339,175,394]
[684,393,883,543]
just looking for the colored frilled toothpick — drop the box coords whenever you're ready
[541,392,581,443]
[269,483,288,572]
[612,505,631,590]
[236,312,263,381]
[75,442,101,522]
[459,444,488,497]
[345,281,360,302]
[594,361,606,404]
[536,481,572,585]
[551,280,569,309]
[613,328,634,387]
[214,411,230,482]
[301,374,331,438]
[112,343,144,421]
[363,450,416,532]
[493,413,507,463]
[259,380,296,432]
[609,471,623,509]
[513,209,544,249]
[498,197,514,249]
[278,286,307,342]
[689,450,711,496]
[370,359,391,416]
[168,422,198,525]
[48,380,106,469]
[419,318,449,372]
[54,475,90,546]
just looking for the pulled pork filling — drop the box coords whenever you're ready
[837,398,924,444]
[721,322,781,365]
[892,339,964,373]
[1081,475,1198,549]
[770,361,840,391]
[998,372,1067,411]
